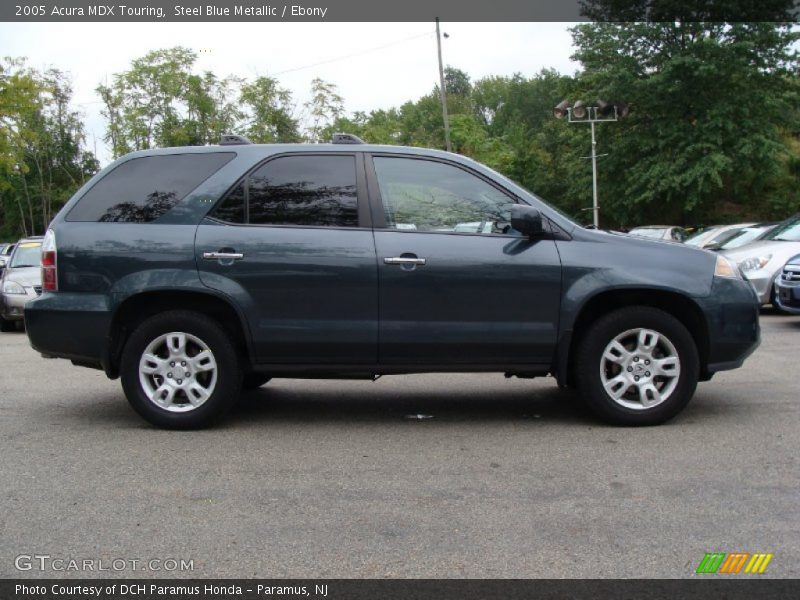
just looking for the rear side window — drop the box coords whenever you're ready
[67,153,235,223]
[212,155,359,228]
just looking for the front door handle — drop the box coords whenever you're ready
[203,251,244,261]
[384,257,426,266]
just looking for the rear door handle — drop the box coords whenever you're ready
[203,252,244,260]
[384,257,426,266]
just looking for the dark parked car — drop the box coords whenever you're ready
[774,254,800,314]
[25,137,760,429]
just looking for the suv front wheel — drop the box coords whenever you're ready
[575,306,699,426]
[120,310,241,429]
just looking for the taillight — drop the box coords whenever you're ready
[42,229,57,292]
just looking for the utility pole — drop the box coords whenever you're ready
[435,17,452,152]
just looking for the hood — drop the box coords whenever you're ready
[722,239,800,263]
[3,266,41,287]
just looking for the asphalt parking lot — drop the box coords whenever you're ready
[1,312,798,579]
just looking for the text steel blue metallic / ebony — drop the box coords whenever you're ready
[24,137,761,429]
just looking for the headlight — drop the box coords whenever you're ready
[738,254,772,273]
[2,280,26,295]
[715,255,741,279]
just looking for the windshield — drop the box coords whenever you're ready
[720,226,773,250]
[762,215,800,242]
[9,242,42,268]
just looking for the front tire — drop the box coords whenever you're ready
[575,307,699,426]
[120,310,241,429]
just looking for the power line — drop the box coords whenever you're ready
[269,31,434,76]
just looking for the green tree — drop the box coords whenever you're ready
[570,17,799,226]
[0,61,97,238]
[304,77,344,143]
[239,76,300,143]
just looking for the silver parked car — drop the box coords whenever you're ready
[685,223,759,250]
[723,214,800,306]
[0,237,42,332]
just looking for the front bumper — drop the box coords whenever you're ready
[774,278,800,315]
[1,287,40,321]
[698,276,761,377]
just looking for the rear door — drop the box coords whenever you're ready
[196,152,378,365]
[367,154,562,366]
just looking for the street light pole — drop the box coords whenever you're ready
[590,119,599,228]
[435,17,452,152]
[555,104,621,229]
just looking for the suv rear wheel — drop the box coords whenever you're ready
[120,310,241,429]
[575,306,699,426]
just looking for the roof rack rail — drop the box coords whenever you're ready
[220,134,252,146]
[331,133,365,145]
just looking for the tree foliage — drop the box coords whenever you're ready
[0,59,97,238]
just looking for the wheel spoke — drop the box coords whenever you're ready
[191,350,216,372]
[603,340,630,365]
[654,356,680,378]
[638,383,662,408]
[140,353,164,375]
[186,383,210,406]
[637,329,659,353]
[604,374,630,400]
[154,384,176,407]
[167,333,187,358]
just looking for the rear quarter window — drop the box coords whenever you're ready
[66,152,235,223]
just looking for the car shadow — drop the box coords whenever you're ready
[225,382,595,427]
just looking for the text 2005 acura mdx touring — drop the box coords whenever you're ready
[25,135,760,429]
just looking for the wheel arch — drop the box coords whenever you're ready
[105,289,253,379]
[557,288,710,387]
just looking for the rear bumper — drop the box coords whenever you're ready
[699,277,761,377]
[24,292,112,369]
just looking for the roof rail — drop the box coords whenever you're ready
[331,133,365,145]
[220,134,252,146]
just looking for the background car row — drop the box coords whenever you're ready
[0,237,42,332]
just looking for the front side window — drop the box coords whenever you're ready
[213,155,359,228]
[67,152,235,223]
[372,157,516,235]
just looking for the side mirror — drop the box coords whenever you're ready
[511,205,544,238]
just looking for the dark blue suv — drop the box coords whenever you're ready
[25,136,760,429]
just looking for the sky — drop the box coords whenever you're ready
[0,22,580,165]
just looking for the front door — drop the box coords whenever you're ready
[368,155,562,366]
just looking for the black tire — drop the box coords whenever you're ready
[120,310,241,429]
[575,306,699,426]
[242,373,272,390]
[0,316,15,332]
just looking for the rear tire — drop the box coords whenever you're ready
[575,306,699,426]
[0,316,14,332]
[120,310,241,429]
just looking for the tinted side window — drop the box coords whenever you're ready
[212,181,246,224]
[248,155,358,227]
[372,157,516,235]
[67,153,235,223]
